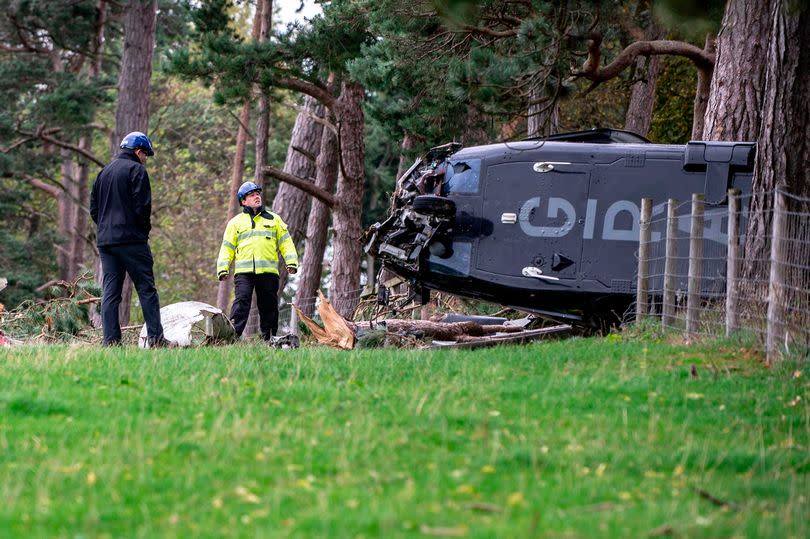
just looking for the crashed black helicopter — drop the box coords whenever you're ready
[364,128,755,325]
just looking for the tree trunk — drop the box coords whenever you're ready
[691,34,716,140]
[461,104,490,146]
[329,81,365,318]
[216,0,265,311]
[295,110,338,317]
[702,0,774,141]
[396,133,416,181]
[624,21,663,137]
[216,100,252,310]
[743,1,810,297]
[245,0,273,335]
[58,149,76,281]
[108,0,157,327]
[271,94,326,294]
[71,1,106,283]
[71,141,90,279]
[527,85,559,138]
[272,95,326,242]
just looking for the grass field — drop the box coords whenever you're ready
[0,334,808,538]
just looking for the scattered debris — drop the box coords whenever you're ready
[0,274,99,342]
[295,293,571,350]
[0,329,19,347]
[267,334,300,349]
[138,301,236,348]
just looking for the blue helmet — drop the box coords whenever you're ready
[237,181,262,202]
[120,131,154,156]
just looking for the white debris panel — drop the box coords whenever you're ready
[138,301,236,348]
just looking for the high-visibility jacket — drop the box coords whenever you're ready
[217,208,298,277]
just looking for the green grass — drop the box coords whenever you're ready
[0,335,808,538]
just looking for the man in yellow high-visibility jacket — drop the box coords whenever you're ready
[217,181,298,340]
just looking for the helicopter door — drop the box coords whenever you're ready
[475,160,590,282]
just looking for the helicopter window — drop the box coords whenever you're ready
[443,160,481,194]
[427,242,472,277]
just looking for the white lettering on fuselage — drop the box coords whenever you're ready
[517,197,729,244]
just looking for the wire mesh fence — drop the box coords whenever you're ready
[636,188,810,363]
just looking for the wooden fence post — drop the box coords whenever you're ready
[686,193,704,338]
[636,198,653,321]
[289,305,299,336]
[725,189,740,336]
[766,189,787,364]
[662,198,678,328]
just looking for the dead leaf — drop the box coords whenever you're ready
[419,524,468,537]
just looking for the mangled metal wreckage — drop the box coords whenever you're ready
[365,129,755,326]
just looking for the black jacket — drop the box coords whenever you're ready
[90,150,152,246]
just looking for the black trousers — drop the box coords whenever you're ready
[99,243,164,345]
[231,273,280,340]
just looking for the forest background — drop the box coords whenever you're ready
[1,0,807,329]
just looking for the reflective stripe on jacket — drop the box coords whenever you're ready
[216,208,298,276]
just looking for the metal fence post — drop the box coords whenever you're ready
[726,189,741,336]
[636,198,653,321]
[766,189,787,364]
[686,193,704,338]
[662,198,678,329]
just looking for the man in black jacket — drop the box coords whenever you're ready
[90,131,169,347]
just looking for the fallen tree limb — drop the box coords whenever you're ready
[432,325,572,349]
[383,319,486,340]
[381,319,526,340]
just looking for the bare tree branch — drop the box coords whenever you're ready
[0,42,29,52]
[263,165,336,208]
[460,24,518,38]
[16,127,105,167]
[276,77,336,108]
[0,137,35,153]
[26,177,61,198]
[577,31,715,90]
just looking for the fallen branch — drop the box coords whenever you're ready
[433,325,572,349]
[383,319,486,340]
